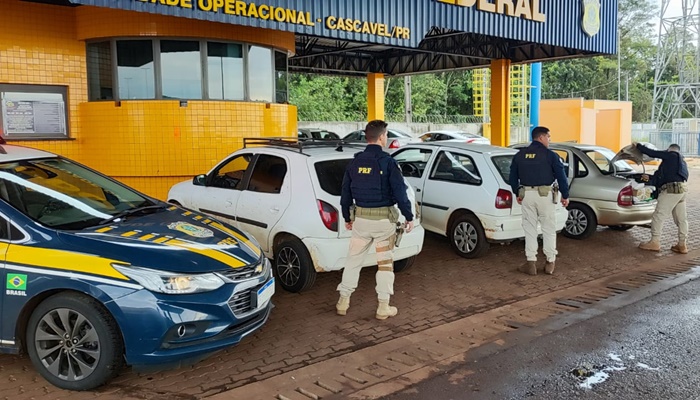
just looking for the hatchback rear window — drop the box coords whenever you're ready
[491,154,514,183]
[314,159,352,196]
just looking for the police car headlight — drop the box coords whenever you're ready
[112,264,225,294]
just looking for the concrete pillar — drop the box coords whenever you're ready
[367,73,385,121]
[490,59,511,147]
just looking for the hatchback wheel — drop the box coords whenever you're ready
[564,203,597,239]
[448,213,489,258]
[274,239,317,293]
[608,224,634,231]
[26,293,124,391]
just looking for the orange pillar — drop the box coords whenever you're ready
[490,59,511,147]
[367,73,385,121]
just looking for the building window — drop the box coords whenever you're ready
[116,40,155,100]
[87,39,288,103]
[208,42,244,101]
[0,84,69,140]
[275,51,288,103]
[248,46,273,103]
[86,41,113,101]
[161,40,202,100]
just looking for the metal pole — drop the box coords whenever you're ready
[617,27,621,101]
[404,76,412,123]
[529,62,542,140]
[625,74,629,101]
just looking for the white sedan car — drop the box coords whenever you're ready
[168,138,425,293]
[392,142,568,258]
[344,128,420,151]
[419,130,491,145]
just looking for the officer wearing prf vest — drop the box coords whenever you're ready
[336,120,414,320]
[636,142,689,254]
[509,126,570,276]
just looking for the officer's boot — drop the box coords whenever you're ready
[518,261,537,276]
[639,239,661,252]
[544,261,556,275]
[336,295,350,316]
[671,241,688,254]
[376,300,398,320]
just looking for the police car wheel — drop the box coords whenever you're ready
[26,292,124,391]
[274,239,317,293]
[393,256,416,273]
[563,203,597,240]
[449,213,489,259]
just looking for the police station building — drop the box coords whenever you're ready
[0,0,616,199]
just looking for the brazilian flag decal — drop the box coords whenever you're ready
[7,274,27,290]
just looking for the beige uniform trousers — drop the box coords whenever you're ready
[521,188,558,262]
[337,217,396,301]
[651,190,688,243]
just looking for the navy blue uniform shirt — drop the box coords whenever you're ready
[341,144,413,223]
[638,144,689,187]
[509,141,570,199]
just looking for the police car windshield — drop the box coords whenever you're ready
[0,157,153,230]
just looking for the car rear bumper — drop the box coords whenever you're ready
[586,199,656,226]
[303,225,425,272]
[478,207,569,242]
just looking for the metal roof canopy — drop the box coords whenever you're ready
[65,0,618,76]
[292,28,602,76]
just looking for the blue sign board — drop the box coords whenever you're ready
[69,0,617,54]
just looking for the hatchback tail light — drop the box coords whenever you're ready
[389,140,400,149]
[495,189,513,209]
[317,200,338,232]
[466,138,475,143]
[617,185,634,206]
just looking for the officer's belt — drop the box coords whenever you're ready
[522,185,551,191]
[355,206,393,221]
[660,182,688,194]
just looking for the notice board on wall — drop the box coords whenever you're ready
[0,85,69,139]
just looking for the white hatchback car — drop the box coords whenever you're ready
[168,138,425,293]
[391,142,568,258]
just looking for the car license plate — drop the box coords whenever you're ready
[256,278,275,308]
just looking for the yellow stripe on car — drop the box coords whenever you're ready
[207,221,261,257]
[6,246,129,280]
[163,239,246,268]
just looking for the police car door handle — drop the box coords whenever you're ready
[270,207,280,213]
[414,186,421,193]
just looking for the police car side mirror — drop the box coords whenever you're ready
[193,174,207,186]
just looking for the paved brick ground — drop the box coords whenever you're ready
[2,167,699,400]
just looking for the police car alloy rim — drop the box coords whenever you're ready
[453,221,478,253]
[277,247,301,287]
[34,308,101,381]
[566,209,587,235]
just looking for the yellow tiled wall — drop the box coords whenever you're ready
[0,0,297,200]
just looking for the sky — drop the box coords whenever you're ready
[659,0,696,18]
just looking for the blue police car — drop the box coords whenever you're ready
[0,141,274,390]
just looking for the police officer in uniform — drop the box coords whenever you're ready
[509,126,570,275]
[636,143,689,254]
[336,120,414,320]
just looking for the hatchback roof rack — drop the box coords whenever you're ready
[242,137,365,155]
